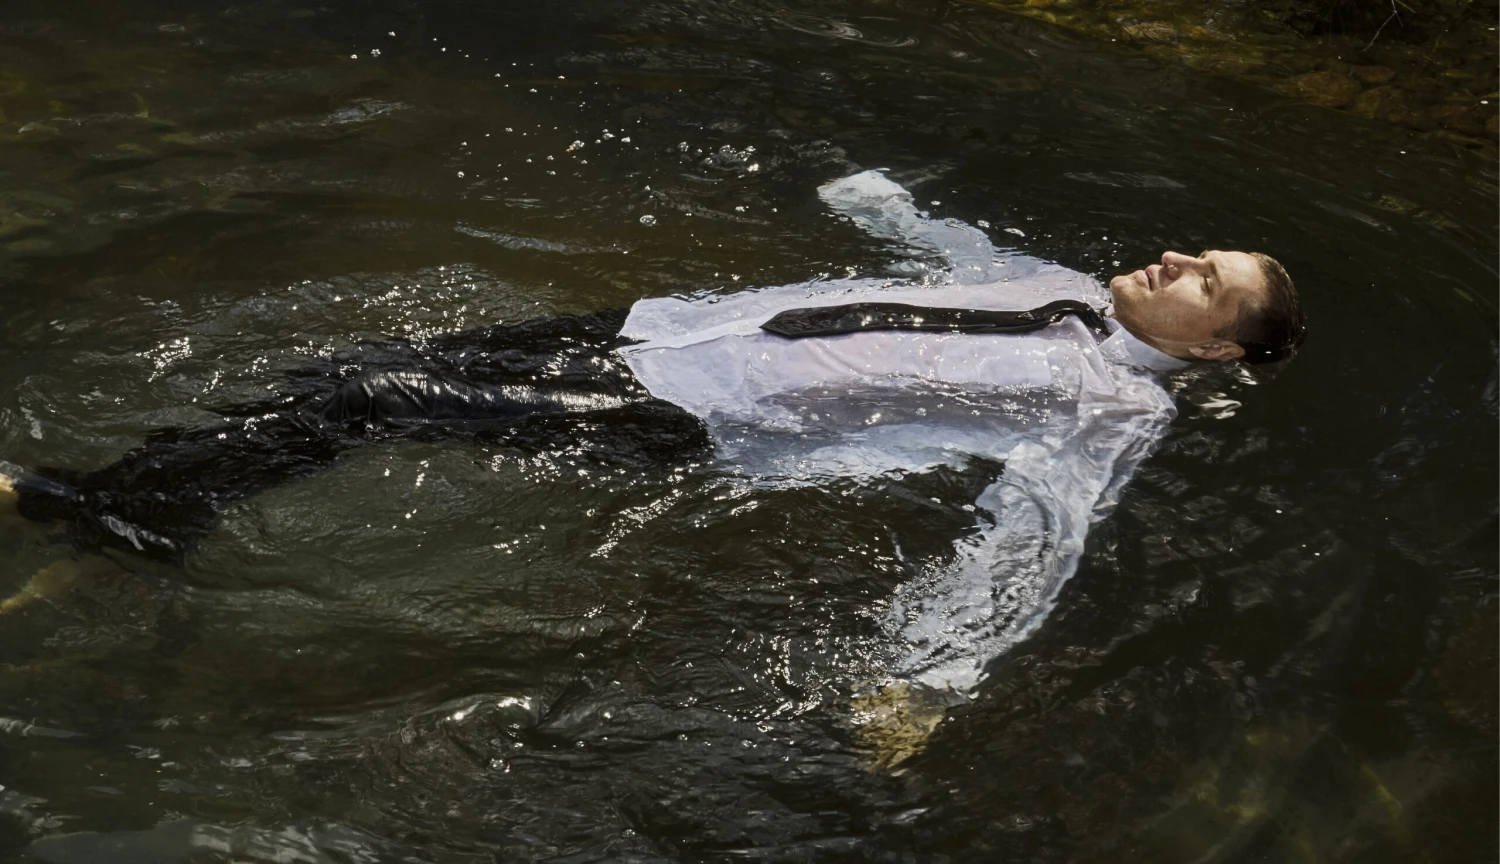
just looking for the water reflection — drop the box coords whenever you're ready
[0,0,1494,861]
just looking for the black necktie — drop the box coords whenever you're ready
[758,298,1111,341]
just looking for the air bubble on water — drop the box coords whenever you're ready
[639,215,656,226]
[370,48,381,57]
[567,140,585,152]
[1005,227,1025,237]
[977,219,991,228]
[457,171,465,177]
[747,163,760,173]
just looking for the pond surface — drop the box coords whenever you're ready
[0,1,1495,861]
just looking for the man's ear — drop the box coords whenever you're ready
[1188,341,1246,362]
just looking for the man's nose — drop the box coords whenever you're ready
[1160,250,1199,279]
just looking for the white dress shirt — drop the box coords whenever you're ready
[617,171,1187,692]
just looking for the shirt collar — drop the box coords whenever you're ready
[1099,318,1191,373]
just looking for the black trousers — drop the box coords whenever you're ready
[14,309,708,562]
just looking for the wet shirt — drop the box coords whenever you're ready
[618,171,1187,691]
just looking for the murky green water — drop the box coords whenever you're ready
[1,1,1495,861]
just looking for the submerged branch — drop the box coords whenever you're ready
[1362,0,1419,51]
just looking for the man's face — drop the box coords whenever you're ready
[1109,250,1268,361]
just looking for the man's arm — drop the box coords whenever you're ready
[882,380,1176,693]
[818,170,1023,285]
[621,170,1080,343]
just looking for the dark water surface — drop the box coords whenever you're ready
[1,1,1495,861]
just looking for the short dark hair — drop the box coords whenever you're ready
[1231,254,1305,364]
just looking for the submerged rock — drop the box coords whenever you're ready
[1428,101,1487,136]
[1181,24,1226,42]
[1351,85,1429,127]
[1181,50,1267,75]
[1287,70,1363,107]
[1120,20,1178,43]
[1352,64,1397,84]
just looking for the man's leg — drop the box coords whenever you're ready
[424,307,639,397]
[4,413,349,562]
[317,308,706,463]
[316,369,638,432]
[6,369,586,562]
[1,307,697,564]
[314,367,709,465]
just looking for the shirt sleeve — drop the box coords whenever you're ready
[881,373,1176,692]
[621,171,1101,342]
[817,170,1049,285]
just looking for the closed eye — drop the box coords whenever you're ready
[1205,255,1224,297]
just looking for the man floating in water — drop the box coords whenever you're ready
[0,170,1303,707]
